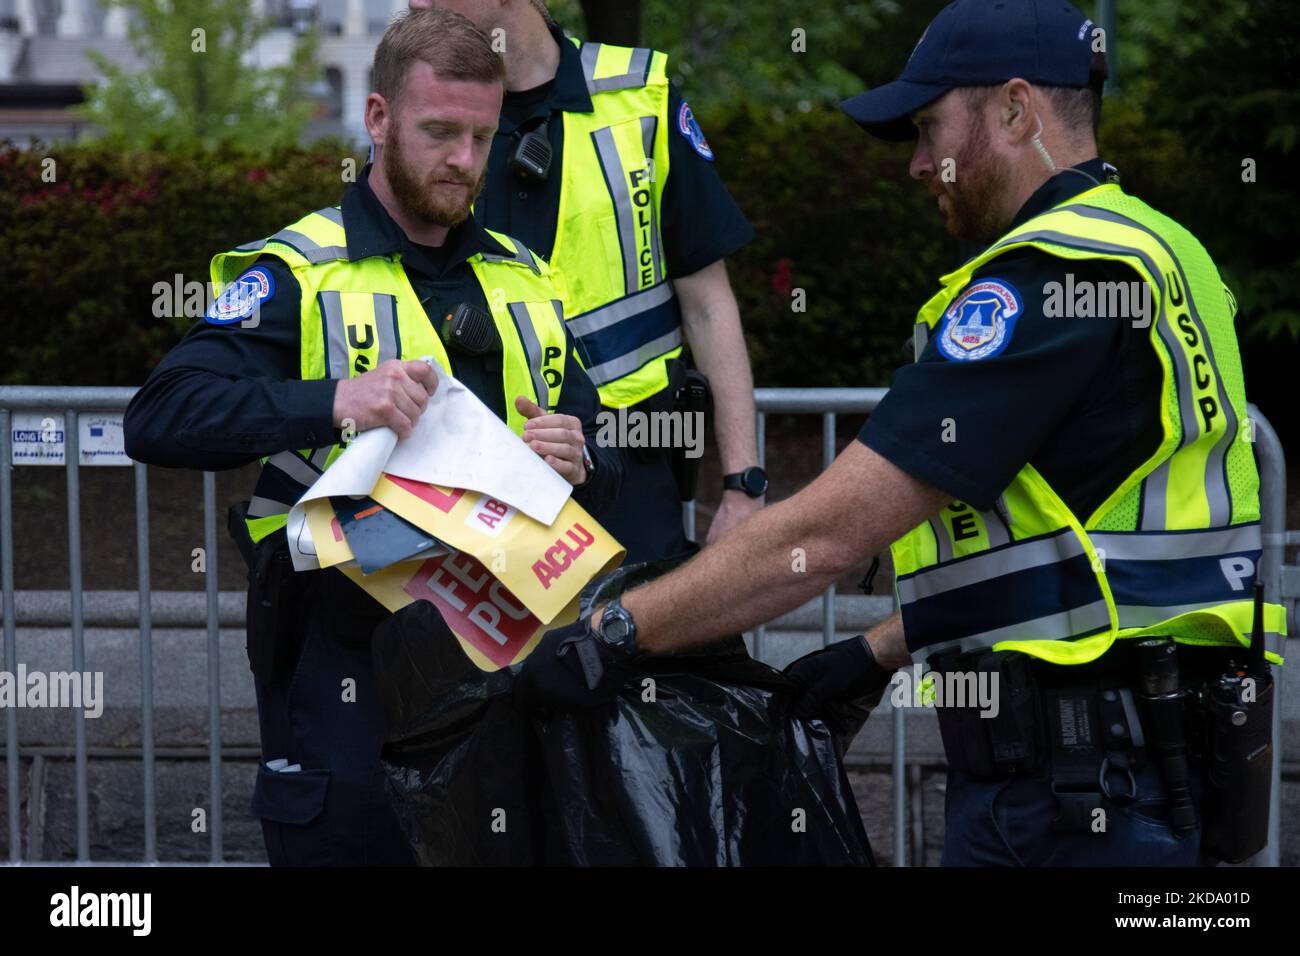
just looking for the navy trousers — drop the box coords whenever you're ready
[597,446,691,564]
[940,760,1217,866]
[249,602,415,867]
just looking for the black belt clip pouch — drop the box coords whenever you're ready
[932,648,1041,777]
[229,499,303,687]
[665,357,712,501]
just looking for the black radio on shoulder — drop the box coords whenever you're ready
[438,303,501,356]
[509,118,552,183]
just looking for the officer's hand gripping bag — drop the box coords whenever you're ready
[371,556,875,866]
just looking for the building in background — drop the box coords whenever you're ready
[0,0,402,145]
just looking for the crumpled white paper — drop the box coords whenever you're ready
[287,361,573,571]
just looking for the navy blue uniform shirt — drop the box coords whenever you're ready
[476,24,754,280]
[124,165,621,515]
[858,159,1164,521]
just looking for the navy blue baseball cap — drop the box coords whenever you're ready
[842,0,1108,141]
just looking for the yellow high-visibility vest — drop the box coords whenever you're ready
[890,184,1286,666]
[209,205,569,543]
[548,38,681,408]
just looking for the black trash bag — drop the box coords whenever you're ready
[371,558,875,866]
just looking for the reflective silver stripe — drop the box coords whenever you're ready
[232,208,347,262]
[580,42,601,86]
[319,290,350,379]
[1091,523,1261,561]
[567,280,675,338]
[928,516,953,564]
[584,326,681,386]
[981,504,1011,549]
[247,495,292,519]
[265,450,322,488]
[581,43,652,94]
[481,238,539,274]
[1061,204,1236,526]
[374,293,399,364]
[508,302,552,409]
[309,445,333,469]
[896,530,1087,606]
[913,323,929,361]
[639,114,663,285]
[912,600,1114,662]
[1141,459,1172,532]
[267,227,348,264]
[591,125,639,295]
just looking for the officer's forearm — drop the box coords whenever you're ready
[675,259,759,472]
[864,612,912,670]
[124,367,337,470]
[617,441,950,654]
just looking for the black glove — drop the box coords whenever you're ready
[511,617,639,714]
[784,635,895,722]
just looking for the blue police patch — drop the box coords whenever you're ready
[676,100,714,162]
[937,279,1022,361]
[206,267,276,324]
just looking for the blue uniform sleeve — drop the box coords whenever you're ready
[554,327,622,517]
[660,93,754,278]
[857,252,1133,510]
[123,257,338,470]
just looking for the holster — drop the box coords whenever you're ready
[930,647,1043,778]
[228,500,307,687]
[665,357,712,502]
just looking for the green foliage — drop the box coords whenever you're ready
[1107,0,1300,340]
[707,103,955,388]
[78,0,320,149]
[0,139,363,386]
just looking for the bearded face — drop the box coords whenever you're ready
[383,117,488,228]
[910,89,1017,246]
[930,108,1014,244]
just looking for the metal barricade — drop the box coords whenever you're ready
[1,385,1295,865]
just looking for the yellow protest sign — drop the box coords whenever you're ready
[369,474,623,624]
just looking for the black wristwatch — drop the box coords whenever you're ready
[723,466,768,498]
[595,596,638,656]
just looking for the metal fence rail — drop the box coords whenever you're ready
[1,385,1296,865]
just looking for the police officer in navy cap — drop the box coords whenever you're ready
[514,0,1284,867]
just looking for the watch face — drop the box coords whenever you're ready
[743,467,769,496]
[603,616,630,645]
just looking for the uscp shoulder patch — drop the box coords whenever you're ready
[676,100,714,162]
[937,279,1022,361]
[206,266,276,325]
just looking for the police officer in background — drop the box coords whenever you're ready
[514,0,1286,866]
[124,8,620,865]
[409,0,766,562]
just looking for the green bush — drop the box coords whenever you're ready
[0,139,362,386]
[0,101,1291,398]
[707,102,957,389]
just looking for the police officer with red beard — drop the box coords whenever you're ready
[125,8,620,866]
